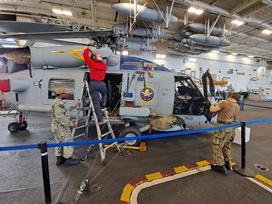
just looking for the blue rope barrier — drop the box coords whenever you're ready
[244,103,272,110]
[0,144,38,151]
[0,118,271,152]
[47,123,241,148]
[0,123,240,151]
[245,118,272,125]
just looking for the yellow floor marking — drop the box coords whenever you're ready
[120,183,134,202]
[196,160,210,167]
[247,177,272,193]
[230,161,236,166]
[174,166,189,174]
[130,166,211,204]
[255,174,272,187]
[146,172,163,182]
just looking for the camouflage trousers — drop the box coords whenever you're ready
[211,125,235,166]
[54,132,74,159]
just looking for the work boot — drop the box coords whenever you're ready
[63,157,80,166]
[225,161,233,171]
[211,164,228,175]
[56,156,65,166]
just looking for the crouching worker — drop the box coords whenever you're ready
[83,48,107,123]
[210,92,240,174]
[51,87,80,166]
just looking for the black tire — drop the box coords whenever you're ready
[119,126,141,146]
[19,121,28,130]
[8,122,20,133]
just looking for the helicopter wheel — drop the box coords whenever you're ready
[119,126,141,146]
[8,122,20,133]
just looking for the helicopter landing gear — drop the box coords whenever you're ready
[8,111,28,133]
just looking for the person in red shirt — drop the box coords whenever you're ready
[83,48,107,122]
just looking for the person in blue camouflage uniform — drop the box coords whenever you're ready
[51,87,80,166]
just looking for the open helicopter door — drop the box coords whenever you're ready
[202,70,215,100]
[201,70,216,122]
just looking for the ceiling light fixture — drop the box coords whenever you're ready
[52,8,62,15]
[248,55,254,58]
[211,50,219,53]
[62,10,73,16]
[188,58,197,62]
[122,50,129,55]
[156,54,166,59]
[231,19,244,26]
[52,8,73,16]
[188,7,204,15]
[261,29,272,35]
[194,9,204,15]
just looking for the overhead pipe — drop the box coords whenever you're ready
[175,0,272,30]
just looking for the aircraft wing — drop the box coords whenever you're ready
[0,30,113,40]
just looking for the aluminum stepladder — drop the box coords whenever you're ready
[72,80,120,163]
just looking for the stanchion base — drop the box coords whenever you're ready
[233,166,255,178]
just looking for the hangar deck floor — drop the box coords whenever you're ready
[0,100,271,204]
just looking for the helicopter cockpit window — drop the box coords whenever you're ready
[48,79,75,100]
[174,76,205,115]
[175,78,201,99]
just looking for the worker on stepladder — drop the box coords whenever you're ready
[83,48,107,123]
[210,92,240,174]
[51,87,80,166]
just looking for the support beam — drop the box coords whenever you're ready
[152,0,176,28]
[231,0,259,14]
[207,13,221,36]
[239,2,267,17]
[209,0,219,5]
[174,0,272,30]
[129,0,148,32]
[89,0,96,29]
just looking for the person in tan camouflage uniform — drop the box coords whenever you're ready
[210,92,240,174]
[51,87,80,166]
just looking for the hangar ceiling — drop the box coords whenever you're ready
[0,0,271,59]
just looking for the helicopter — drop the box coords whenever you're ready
[0,43,217,146]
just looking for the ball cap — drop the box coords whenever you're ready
[54,87,68,95]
